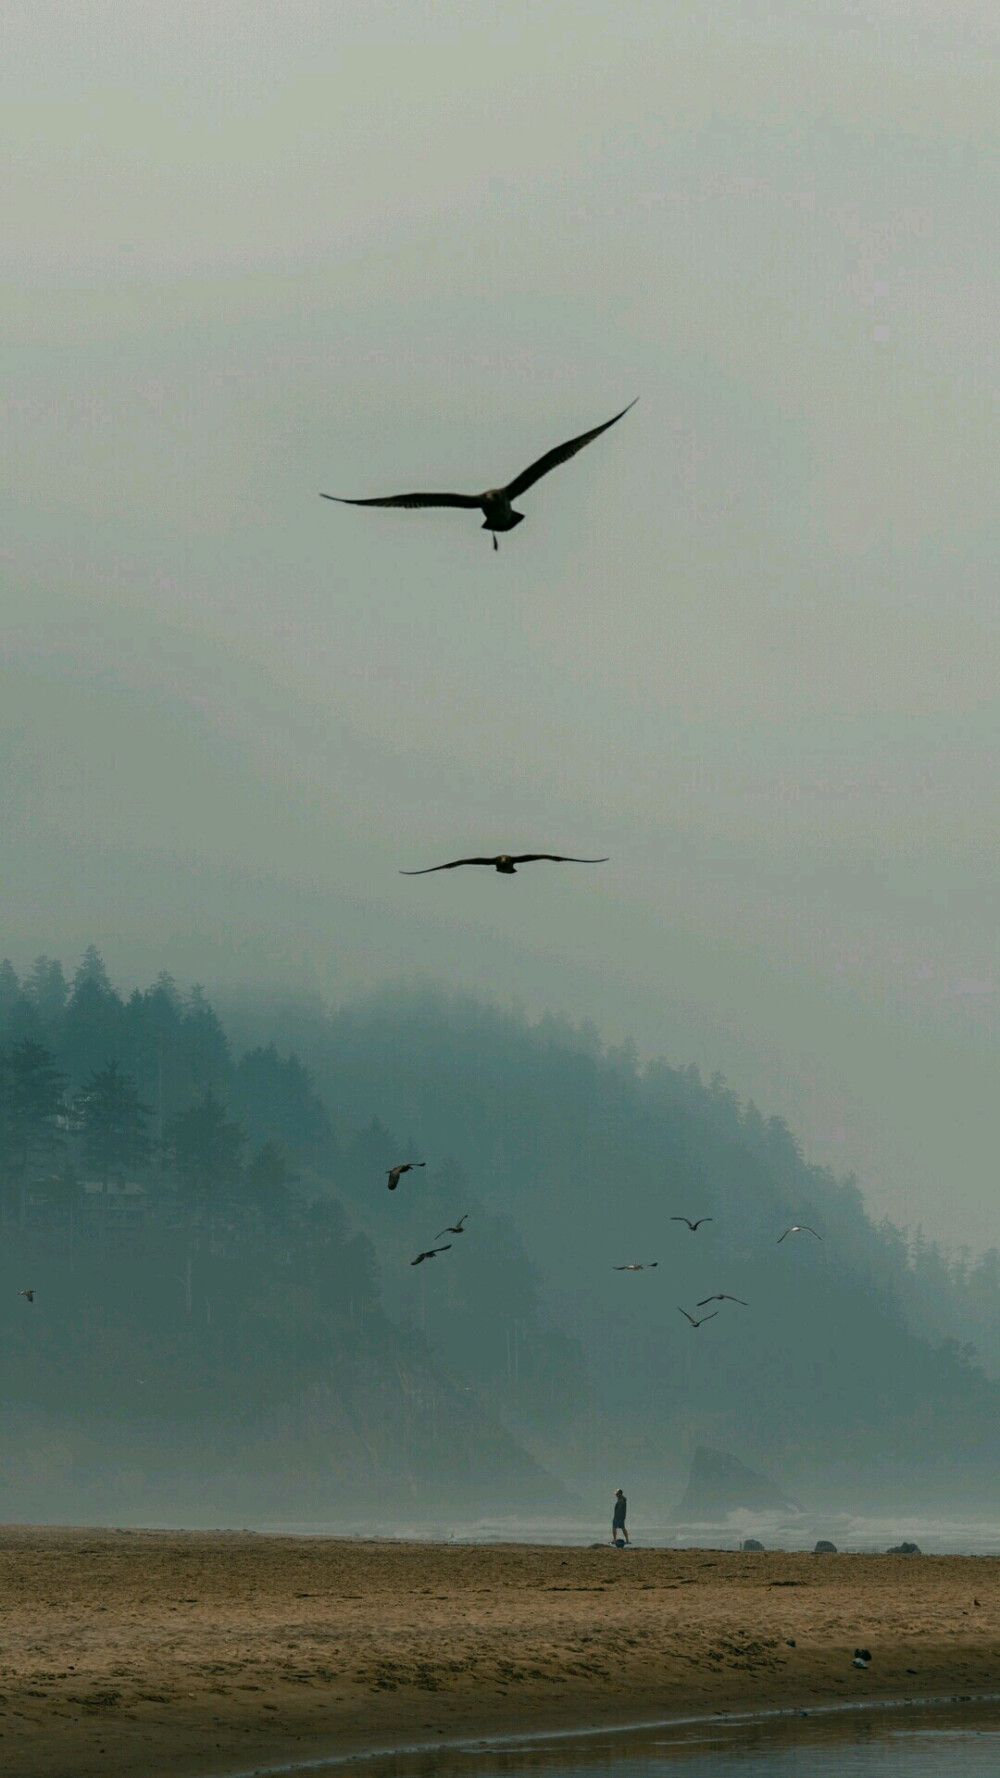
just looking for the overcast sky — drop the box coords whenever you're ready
[3,1,997,1248]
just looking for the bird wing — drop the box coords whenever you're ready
[777,1228,793,1242]
[694,1218,713,1228]
[678,1308,696,1324]
[510,854,609,865]
[801,1226,822,1238]
[503,400,638,500]
[696,1296,720,1306]
[320,491,481,509]
[432,1244,452,1256]
[400,857,500,874]
[410,1253,427,1265]
[670,1217,693,1226]
[699,1311,719,1324]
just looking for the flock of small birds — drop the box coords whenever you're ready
[16,405,826,1318]
[380,1157,823,1311]
[613,1219,822,1331]
[16,1214,823,1309]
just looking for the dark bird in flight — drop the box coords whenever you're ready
[696,1294,748,1307]
[435,1215,469,1239]
[612,1262,658,1271]
[671,1216,713,1232]
[678,1306,718,1328]
[401,853,608,876]
[19,1289,35,1303]
[387,1161,426,1191]
[411,1245,452,1266]
[320,400,637,550]
[777,1225,822,1243]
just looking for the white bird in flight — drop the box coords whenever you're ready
[671,1216,713,1232]
[320,401,637,550]
[612,1262,658,1271]
[777,1225,822,1243]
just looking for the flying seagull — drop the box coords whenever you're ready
[434,1215,469,1239]
[19,1288,34,1303]
[671,1216,713,1232]
[320,400,637,550]
[410,1245,452,1266]
[777,1225,822,1243]
[401,853,608,876]
[678,1306,718,1328]
[387,1161,426,1192]
[612,1262,658,1271]
[696,1294,747,1307]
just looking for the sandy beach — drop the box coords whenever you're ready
[2,1526,999,1777]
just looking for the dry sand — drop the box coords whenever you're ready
[2,1526,999,1777]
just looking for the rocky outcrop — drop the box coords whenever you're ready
[673,1446,795,1520]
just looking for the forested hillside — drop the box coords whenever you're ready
[2,951,997,1520]
[0,952,569,1521]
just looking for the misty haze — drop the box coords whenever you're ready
[3,2,998,1775]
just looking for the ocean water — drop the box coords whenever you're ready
[259,1700,1000,1778]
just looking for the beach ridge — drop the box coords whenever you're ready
[3,1526,999,1777]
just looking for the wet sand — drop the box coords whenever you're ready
[2,1526,999,1778]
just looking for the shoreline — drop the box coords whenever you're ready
[219,1691,1000,1777]
[3,1527,999,1777]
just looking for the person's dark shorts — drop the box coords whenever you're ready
[613,1512,625,1529]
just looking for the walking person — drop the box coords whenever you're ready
[611,1488,629,1546]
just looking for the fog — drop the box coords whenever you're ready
[3,965,1000,1529]
[5,3,997,1256]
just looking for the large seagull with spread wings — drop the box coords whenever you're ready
[401,853,607,876]
[320,400,637,549]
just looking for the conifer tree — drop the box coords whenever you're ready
[74,1060,155,1187]
[0,1038,68,1225]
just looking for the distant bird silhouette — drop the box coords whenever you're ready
[777,1225,822,1243]
[671,1217,713,1232]
[696,1294,747,1307]
[401,853,608,876]
[434,1215,469,1239]
[410,1245,452,1266]
[612,1262,658,1271]
[19,1288,34,1303]
[320,400,637,550]
[387,1161,426,1191]
[678,1306,718,1328]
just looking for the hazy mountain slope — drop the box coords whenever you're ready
[222,984,1000,1509]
